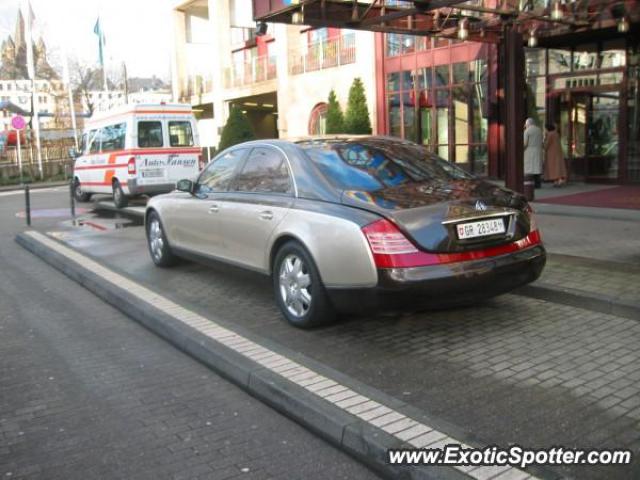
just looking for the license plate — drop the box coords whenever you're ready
[141,168,165,178]
[456,218,505,240]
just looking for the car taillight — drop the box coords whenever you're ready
[362,219,434,268]
[198,154,205,171]
[127,156,136,175]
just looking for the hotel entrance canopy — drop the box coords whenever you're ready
[253,1,637,45]
[253,0,639,192]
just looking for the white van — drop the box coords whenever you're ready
[72,103,202,208]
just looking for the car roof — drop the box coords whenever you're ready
[226,136,415,150]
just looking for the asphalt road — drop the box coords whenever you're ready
[3,189,640,480]
[0,190,380,479]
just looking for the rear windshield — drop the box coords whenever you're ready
[302,141,472,192]
[168,121,194,147]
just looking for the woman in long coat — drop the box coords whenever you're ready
[543,124,567,187]
[523,118,543,187]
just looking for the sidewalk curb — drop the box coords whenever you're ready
[19,230,541,480]
[514,282,640,322]
[0,181,69,192]
[93,200,145,220]
[532,202,640,222]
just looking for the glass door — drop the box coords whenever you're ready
[552,88,621,181]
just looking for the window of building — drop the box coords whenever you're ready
[308,103,328,135]
[101,123,126,152]
[385,33,428,57]
[233,148,292,194]
[384,57,488,174]
[138,121,163,148]
[168,121,194,147]
[197,149,247,193]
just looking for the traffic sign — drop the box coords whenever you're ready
[11,115,26,130]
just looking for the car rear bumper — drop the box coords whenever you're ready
[127,179,176,196]
[326,245,546,314]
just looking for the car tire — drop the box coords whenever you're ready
[73,179,92,202]
[112,180,128,208]
[273,241,336,329]
[146,211,178,267]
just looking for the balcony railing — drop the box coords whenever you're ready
[224,55,277,89]
[180,74,213,100]
[289,33,356,75]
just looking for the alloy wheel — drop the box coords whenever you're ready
[278,254,312,317]
[148,219,164,262]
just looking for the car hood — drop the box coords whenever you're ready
[340,179,532,253]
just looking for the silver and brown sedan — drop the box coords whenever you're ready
[145,137,545,328]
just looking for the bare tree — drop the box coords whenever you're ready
[69,59,101,117]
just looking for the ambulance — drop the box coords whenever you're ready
[72,103,203,208]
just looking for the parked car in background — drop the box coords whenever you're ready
[72,103,203,208]
[145,136,546,328]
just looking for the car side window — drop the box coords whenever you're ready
[88,129,101,153]
[101,123,126,152]
[196,149,246,194]
[138,121,163,148]
[233,147,292,194]
[80,133,88,154]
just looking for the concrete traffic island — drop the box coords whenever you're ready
[15,229,552,480]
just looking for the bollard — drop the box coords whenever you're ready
[69,179,76,219]
[25,184,31,227]
[523,174,535,202]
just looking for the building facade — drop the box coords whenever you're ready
[171,0,377,151]
[172,0,639,184]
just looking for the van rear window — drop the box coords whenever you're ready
[138,121,163,148]
[168,121,194,147]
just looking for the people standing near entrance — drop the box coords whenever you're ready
[524,118,543,188]
[543,123,567,187]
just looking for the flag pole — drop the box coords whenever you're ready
[23,0,43,180]
[61,47,79,150]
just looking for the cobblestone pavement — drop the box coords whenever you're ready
[0,193,379,480]
[52,222,640,480]
[536,254,640,304]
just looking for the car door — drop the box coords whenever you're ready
[165,148,248,256]
[214,146,294,272]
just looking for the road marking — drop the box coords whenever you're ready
[25,230,541,480]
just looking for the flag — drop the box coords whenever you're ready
[94,17,106,66]
[23,0,35,80]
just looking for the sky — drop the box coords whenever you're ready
[0,0,173,80]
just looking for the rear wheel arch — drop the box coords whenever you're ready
[269,234,323,282]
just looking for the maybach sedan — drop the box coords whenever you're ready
[145,137,546,328]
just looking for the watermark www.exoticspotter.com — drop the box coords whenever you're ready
[388,444,633,468]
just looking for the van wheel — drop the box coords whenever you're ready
[112,180,128,208]
[273,241,336,329]
[73,179,92,202]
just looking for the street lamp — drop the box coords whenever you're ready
[527,29,538,48]
[551,1,563,20]
[458,18,469,41]
[617,16,630,33]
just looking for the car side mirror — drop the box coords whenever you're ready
[176,179,194,193]
[69,147,80,158]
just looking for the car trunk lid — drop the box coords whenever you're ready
[341,179,531,253]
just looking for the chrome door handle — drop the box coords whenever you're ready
[259,210,273,220]
[208,204,219,214]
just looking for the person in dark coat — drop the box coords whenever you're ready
[543,123,567,187]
